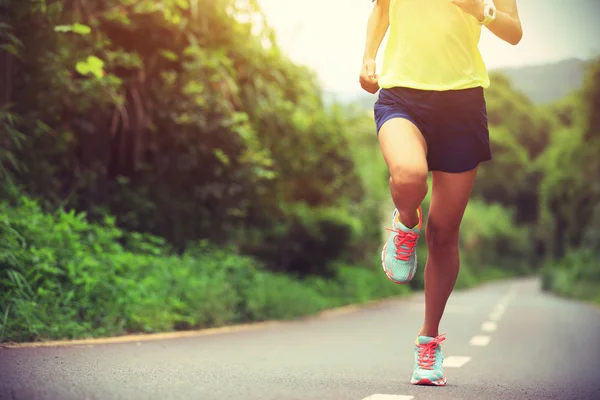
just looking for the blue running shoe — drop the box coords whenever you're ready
[410,334,447,386]
[381,207,422,284]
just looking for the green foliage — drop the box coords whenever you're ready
[243,204,364,277]
[536,58,600,301]
[537,59,600,258]
[542,250,600,304]
[0,197,407,342]
[459,200,530,275]
[2,0,362,276]
[0,105,25,188]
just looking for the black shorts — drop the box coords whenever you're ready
[374,86,492,173]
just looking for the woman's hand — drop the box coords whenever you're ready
[450,0,485,21]
[359,58,380,94]
[453,0,523,45]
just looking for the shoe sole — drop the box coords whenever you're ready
[380,242,415,285]
[410,376,447,386]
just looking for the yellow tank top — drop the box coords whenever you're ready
[379,0,490,91]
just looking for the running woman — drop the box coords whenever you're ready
[359,0,522,386]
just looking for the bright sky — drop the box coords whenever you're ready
[257,0,600,93]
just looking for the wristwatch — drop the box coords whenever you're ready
[479,0,497,26]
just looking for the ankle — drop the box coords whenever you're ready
[398,210,419,229]
[419,328,439,338]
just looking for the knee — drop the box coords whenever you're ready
[389,164,427,191]
[426,217,460,250]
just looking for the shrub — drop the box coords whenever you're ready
[0,196,408,343]
[542,250,600,303]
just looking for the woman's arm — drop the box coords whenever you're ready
[484,0,523,45]
[451,0,523,45]
[360,0,390,93]
[363,0,390,63]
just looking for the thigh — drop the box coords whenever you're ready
[378,118,428,177]
[374,88,429,175]
[426,88,491,173]
[428,168,479,231]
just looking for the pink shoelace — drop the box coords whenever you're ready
[416,334,446,370]
[385,228,419,261]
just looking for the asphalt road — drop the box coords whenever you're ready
[1,277,599,400]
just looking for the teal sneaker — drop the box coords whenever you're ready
[410,334,447,386]
[381,207,422,284]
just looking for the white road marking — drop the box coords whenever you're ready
[493,303,506,314]
[489,309,504,321]
[499,286,518,306]
[481,321,498,332]
[443,356,472,368]
[469,335,491,346]
[487,284,518,322]
[362,396,414,400]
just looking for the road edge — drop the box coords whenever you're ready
[0,294,408,350]
[3,277,544,350]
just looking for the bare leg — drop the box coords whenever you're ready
[419,167,479,337]
[378,119,428,229]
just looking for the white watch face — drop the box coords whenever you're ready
[485,4,496,20]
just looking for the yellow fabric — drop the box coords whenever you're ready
[379,0,490,91]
